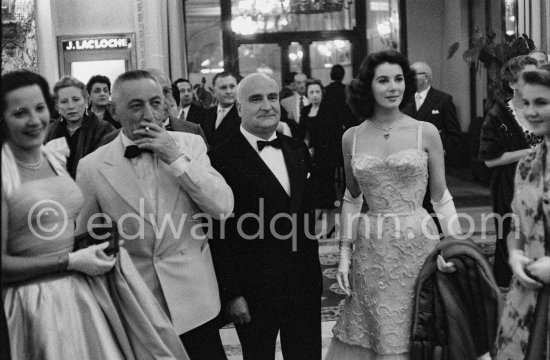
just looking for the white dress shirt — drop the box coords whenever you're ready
[295,93,309,123]
[240,126,291,196]
[415,86,430,110]
[121,132,158,211]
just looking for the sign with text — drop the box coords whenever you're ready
[63,38,131,51]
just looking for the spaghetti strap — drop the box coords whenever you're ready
[352,126,358,156]
[417,121,423,150]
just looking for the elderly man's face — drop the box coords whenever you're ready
[412,63,430,91]
[238,75,280,139]
[112,78,164,140]
[151,72,178,119]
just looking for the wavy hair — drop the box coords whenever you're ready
[347,50,416,119]
[53,76,88,101]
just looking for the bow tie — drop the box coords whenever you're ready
[124,145,153,159]
[257,138,282,151]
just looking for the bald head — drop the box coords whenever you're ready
[236,73,278,104]
[411,62,432,92]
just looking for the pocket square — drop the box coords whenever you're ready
[432,109,440,114]
[307,172,311,179]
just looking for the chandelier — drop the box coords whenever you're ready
[232,0,291,35]
[231,0,353,35]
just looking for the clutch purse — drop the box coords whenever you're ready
[73,223,119,255]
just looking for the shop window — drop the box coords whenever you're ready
[185,0,224,88]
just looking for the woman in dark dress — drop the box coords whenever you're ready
[45,76,114,178]
[479,55,541,288]
[300,79,342,212]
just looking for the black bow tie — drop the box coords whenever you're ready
[124,145,153,159]
[257,138,282,151]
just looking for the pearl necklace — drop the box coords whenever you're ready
[15,155,43,170]
[368,113,404,140]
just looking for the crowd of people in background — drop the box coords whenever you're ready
[1,47,549,360]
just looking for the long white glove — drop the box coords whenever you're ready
[431,189,462,238]
[432,189,461,272]
[337,189,363,296]
[67,242,116,276]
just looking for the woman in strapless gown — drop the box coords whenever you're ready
[326,51,461,360]
[2,70,187,359]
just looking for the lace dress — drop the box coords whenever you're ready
[326,122,440,359]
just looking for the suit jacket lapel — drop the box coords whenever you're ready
[204,107,217,140]
[217,106,239,134]
[416,87,435,120]
[98,136,156,225]
[280,134,305,213]
[156,161,180,225]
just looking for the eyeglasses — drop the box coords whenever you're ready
[416,72,428,76]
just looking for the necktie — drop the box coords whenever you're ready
[257,138,282,151]
[215,108,225,129]
[124,145,153,159]
[415,93,423,110]
[299,96,304,113]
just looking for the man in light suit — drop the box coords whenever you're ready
[173,78,205,125]
[402,62,461,162]
[209,73,322,359]
[99,71,206,146]
[76,70,233,360]
[280,72,308,139]
[201,72,241,148]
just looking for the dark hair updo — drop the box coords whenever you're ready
[347,50,416,119]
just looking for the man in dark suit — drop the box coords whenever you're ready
[209,73,322,360]
[201,72,241,148]
[280,72,308,126]
[173,78,205,125]
[403,62,462,235]
[403,62,462,163]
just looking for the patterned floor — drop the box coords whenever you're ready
[220,239,497,359]
[219,175,496,358]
